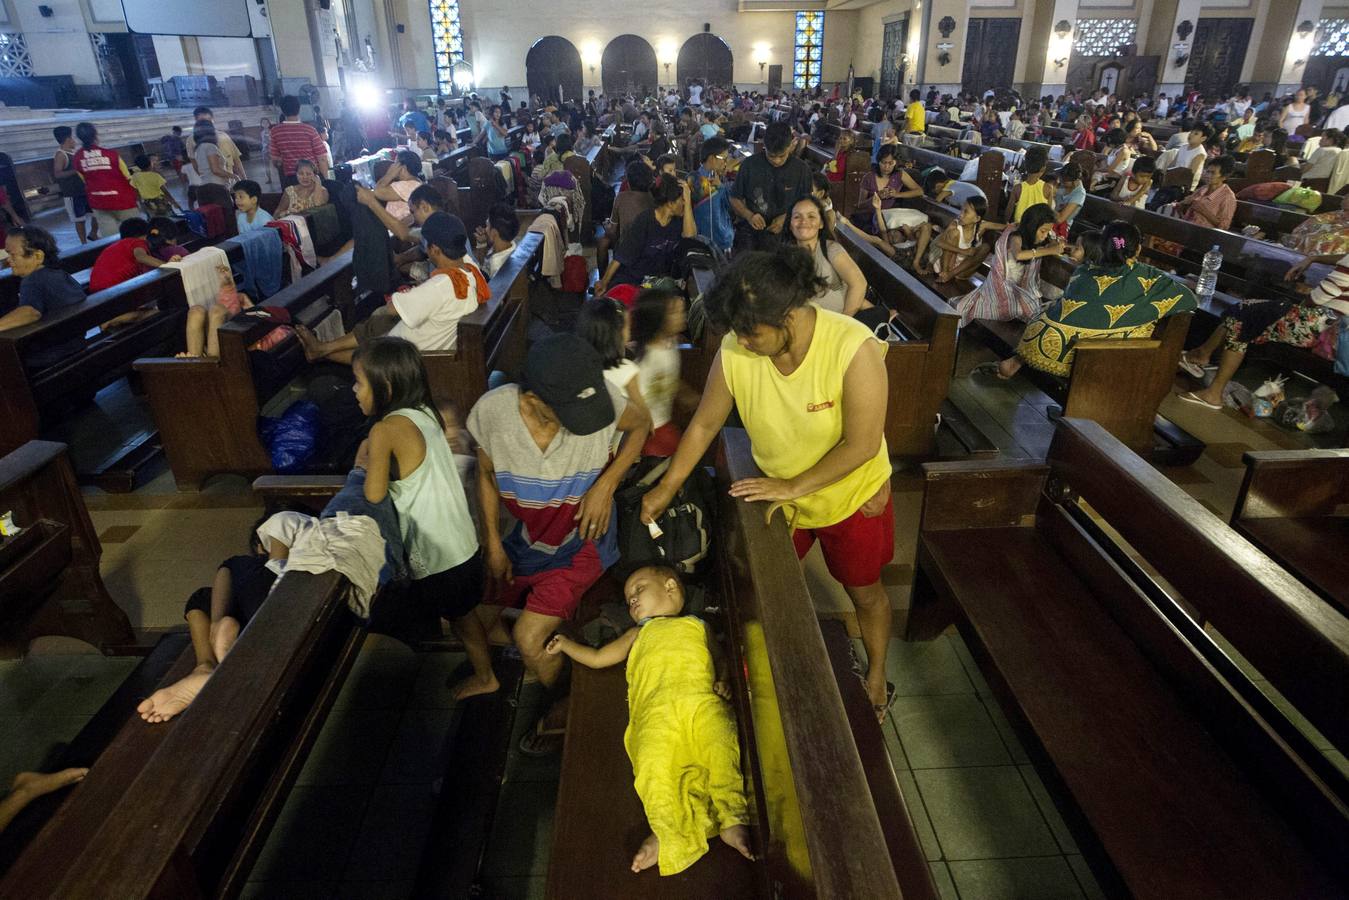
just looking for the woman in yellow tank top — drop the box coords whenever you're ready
[638,247,898,720]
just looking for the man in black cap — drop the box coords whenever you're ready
[297,212,486,364]
[465,333,650,750]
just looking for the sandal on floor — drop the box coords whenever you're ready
[518,723,564,757]
[971,361,1014,381]
[1177,355,1207,379]
[1176,391,1222,410]
[874,681,898,723]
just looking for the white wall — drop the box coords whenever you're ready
[451,0,856,94]
[10,0,102,84]
[199,37,262,80]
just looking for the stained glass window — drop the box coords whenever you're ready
[430,0,464,95]
[1073,19,1138,57]
[795,11,824,89]
[1313,20,1349,57]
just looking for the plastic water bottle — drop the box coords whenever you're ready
[1196,245,1222,300]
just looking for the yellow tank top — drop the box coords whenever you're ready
[719,309,891,529]
[1013,178,1053,221]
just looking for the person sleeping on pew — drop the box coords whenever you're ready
[978,221,1197,380]
[953,203,1062,324]
[639,248,897,720]
[0,227,87,367]
[468,334,650,755]
[1177,254,1348,410]
[546,565,754,875]
[297,213,486,365]
[176,254,250,358]
[146,216,189,262]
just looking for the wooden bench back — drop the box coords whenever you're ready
[716,428,928,899]
[464,156,502,232]
[1047,419,1349,753]
[424,232,542,417]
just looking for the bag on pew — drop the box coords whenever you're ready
[614,456,714,580]
[1251,375,1288,417]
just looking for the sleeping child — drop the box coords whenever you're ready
[546,565,754,876]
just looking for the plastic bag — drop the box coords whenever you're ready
[1272,186,1323,213]
[259,400,321,473]
[1251,375,1287,418]
[1272,386,1340,434]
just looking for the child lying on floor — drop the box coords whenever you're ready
[546,565,754,876]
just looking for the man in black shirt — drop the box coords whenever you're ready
[729,121,813,252]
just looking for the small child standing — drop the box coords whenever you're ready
[631,287,695,457]
[354,336,497,700]
[233,180,274,233]
[129,154,182,218]
[547,565,754,875]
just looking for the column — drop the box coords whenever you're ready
[1151,0,1203,98]
[1026,0,1079,98]
[918,0,969,96]
[1245,0,1322,97]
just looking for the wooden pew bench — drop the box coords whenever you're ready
[424,232,543,418]
[0,566,366,899]
[0,440,133,656]
[833,225,996,459]
[1231,448,1349,616]
[134,251,358,490]
[546,428,939,900]
[910,417,1349,897]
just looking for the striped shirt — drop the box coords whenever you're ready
[467,385,618,575]
[268,120,327,176]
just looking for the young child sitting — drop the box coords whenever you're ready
[546,565,754,876]
[88,217,166,293]
[177,254,250,357]
[129,154,182,218]
[1110,156,1155,210]
[233,180,274,233]
[918,196,996,282]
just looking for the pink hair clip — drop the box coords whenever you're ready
[1111,236,1127,249]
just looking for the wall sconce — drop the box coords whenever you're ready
[1054,20,1072,39]
[1054,57,1069,69]
[938,16,957,39]
[1176,20,1192,42]
[753,42,771,80]
[1173,52,1189,68]
[938,52,951,67]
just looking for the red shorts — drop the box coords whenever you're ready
[493,541,605,620]
[791,494,894,588]
[641,422,682,457]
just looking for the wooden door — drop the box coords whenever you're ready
[602,35,657,97]
[880,17,908,102]
[677,33,733,88]
[1187,19,1253,102]
[768,65,783,94]
[526,36,583,105]
[961,19,1020,95]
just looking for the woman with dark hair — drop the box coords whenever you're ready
[577,297,651,440]
[1176,156,1237,230]
[71,121,140,235]
[594,175,695,295]
[854,145,925,238]
[981,220,1197,379]
[638,246,897,720]
[192,121,233,187]
[786,195,871,317]
[953,203,1062,324]
[369,149,425,224]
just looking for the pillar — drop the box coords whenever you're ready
[1026,0,1078,98]
[918,0,969,96]
[1150,0,1203,98]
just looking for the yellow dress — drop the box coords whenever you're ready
[624,616,748,875]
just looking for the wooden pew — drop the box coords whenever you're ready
[910,417,1349,897]
[546,427,940,900]
[895,144,1006,219]
[0,567,366,899]
[423,232,542,418]
[1231,449,1349,617]
[833,225,995,459]
[0,440,133,656]
[134,252,357,490]
[1232,199,1308,240]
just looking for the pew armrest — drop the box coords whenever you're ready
[133,356,222,372]
[1234,449,1349,521]
[252,475,349,502]
[917,460,1049,532]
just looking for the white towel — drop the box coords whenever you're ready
[162,245,230,309]
[283,214,317,268]
[1329,151,1349,195]
[275,512,387,619]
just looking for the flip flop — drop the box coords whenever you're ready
[1176,391,1222,410]
[1177,355,1206,379]
[873,681,898,723]
[971,361,1015,381]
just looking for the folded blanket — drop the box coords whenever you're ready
[276,512,387,619]
[282,214,317,268]
[235,227,283,301]
[162,245,231,309]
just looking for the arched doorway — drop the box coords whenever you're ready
[602,35,657,97]
[526,36,583,105]
[677,33,733,87]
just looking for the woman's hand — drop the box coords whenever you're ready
[859,481,889,518]
[1286,255,1313,281]
[727,477,802,504]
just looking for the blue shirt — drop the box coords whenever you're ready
[485,123,508,156]
[18,266,86,368]
[398,110,431,134]
[237,208,274,233]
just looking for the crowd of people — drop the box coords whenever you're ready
[1,71,1346,877]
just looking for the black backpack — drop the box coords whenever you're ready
[614,457,715,581]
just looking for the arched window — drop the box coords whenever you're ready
[677,33,733,87]
[795,12,825,89]
[429,0,465,96]
[602,35,658,96]
[526,36,583,105]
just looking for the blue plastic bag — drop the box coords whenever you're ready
[259,400,321,473]
[1336,316,1349,378]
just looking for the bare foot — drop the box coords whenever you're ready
[450,672,500,701]
[294,324,322,362]
[11,768,88,799]
[720,824,754,861]
[631,832,660,872]
[137,665,212,723]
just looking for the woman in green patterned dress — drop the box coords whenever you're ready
[983,221,1198,380]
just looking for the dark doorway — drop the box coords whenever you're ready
[880,16,909,102]
[1187,18,1254,102]
[1306,56,1349,94]
[768,64,782,94]
[526,36,583,105]
[677,33,733,88]
[602,35,657,97]
[961,18,1020,95]
[98,33,157,108]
